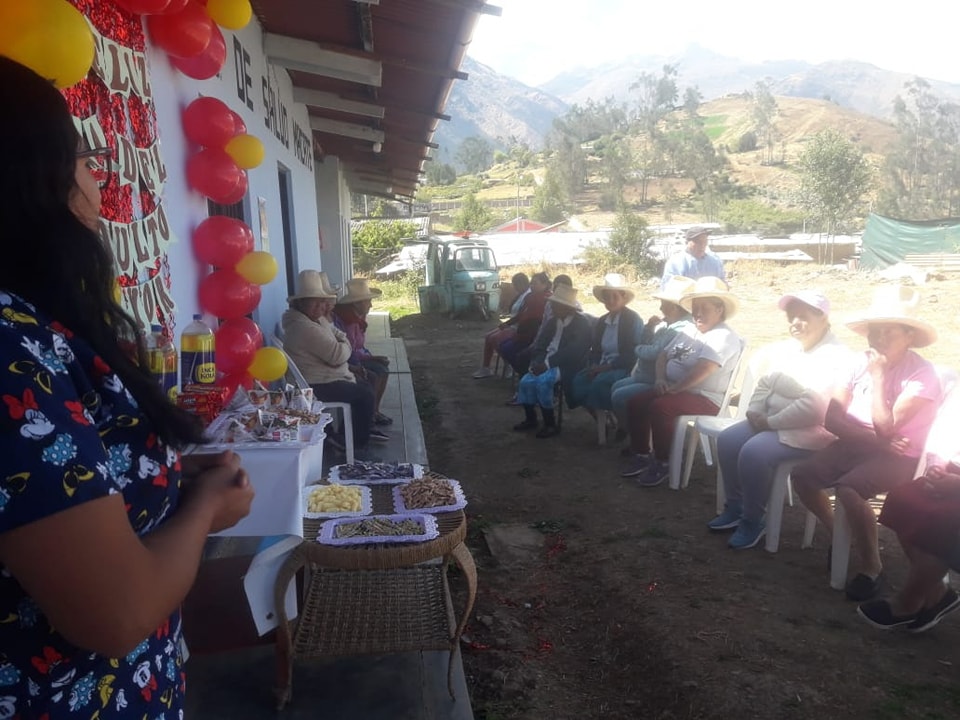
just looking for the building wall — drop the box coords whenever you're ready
[147,16,340,340]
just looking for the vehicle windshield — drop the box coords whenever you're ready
[453,247,496,271]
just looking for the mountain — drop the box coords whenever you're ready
[431,56,568,162]
[439,45,960,154]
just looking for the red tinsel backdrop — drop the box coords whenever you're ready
[62,0,178,335]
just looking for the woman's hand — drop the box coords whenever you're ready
[746,410,770,432]
[654,379,670,395]
[182,455,254,534]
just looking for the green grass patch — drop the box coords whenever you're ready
[375,278,420,321]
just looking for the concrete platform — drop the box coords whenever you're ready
[183,312,471,719]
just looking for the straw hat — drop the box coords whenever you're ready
[679,276,739,319]
[287,270,337,301]
[652,275,697,306]
[592,273,635,303]
[548,284,580,309]
[337,277,382,305]
[845,286,937,348]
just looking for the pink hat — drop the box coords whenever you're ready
[778,290,830,315]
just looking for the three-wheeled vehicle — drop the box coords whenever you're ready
[415,236,501,319]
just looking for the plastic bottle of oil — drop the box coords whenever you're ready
[179,314,216,386]
[146,325,178,402]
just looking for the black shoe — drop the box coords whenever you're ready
[369,429,390,443]
[908,588,960,633]
[535,424,561,439]
[845,572,885,602]
[856,599,918,630]
[513,419,538,432]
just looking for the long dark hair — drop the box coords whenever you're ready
[0,58,203,447]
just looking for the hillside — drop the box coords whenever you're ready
[435,94,901,231]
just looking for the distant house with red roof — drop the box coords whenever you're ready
[488,217,567,233]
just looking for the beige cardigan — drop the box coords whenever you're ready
[747,332,853,450]
[281,308,355,385]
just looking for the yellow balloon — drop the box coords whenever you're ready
[0,0,94,89]
[225,134,265,170]
[247,347,287,383]
[235,251,278,285]
[206,0,253,30]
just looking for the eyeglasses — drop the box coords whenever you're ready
[77,147,114,190]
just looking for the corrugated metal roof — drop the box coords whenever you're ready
[252,0,497,199]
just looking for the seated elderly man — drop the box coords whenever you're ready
[567,274,643,415]
[281,270,381,450]
[333,277,393,426]
[791,287,941,602]
[512,285,591,439]
[858,385,960,632]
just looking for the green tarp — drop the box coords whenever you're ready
[860,213,960,269]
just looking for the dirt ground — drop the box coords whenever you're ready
[394,263,960,720]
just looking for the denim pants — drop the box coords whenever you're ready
[716,420,813,523]
[568,368,629,410]
[517,367,560,408]
[610,376,654,427]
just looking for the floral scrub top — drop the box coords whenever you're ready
[0,293,185,720]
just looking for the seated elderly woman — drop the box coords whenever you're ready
[791,286,941,602]
[333,277,393,426]
[567,275,643,414]
[282,270,378,450]
[621,277,742,487]
[512,285,591,438]
[857,385,960,631]
[473,272,551,379]
[708,290,852,549]
[610,276,696,437]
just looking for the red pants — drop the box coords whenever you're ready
[627,390,719,460]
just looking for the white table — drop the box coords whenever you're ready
[188,429,326,635]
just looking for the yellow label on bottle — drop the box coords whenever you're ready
[196,362,217,384]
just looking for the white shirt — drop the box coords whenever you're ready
[663,322,741,405]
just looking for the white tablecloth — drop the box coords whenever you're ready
[188,432,325,635]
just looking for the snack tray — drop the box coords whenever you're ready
[302,483,372,519]
[391,478,467,515]
[316,513,439,546]
[328,462,424,484]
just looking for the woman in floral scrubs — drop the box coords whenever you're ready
[0,58,254,719]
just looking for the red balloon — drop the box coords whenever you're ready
[198,270,261,319]
[219,371,254,399]
[158,0,190,12]
[192,216,254,267]
[230,111,247,135]
[116,0,171,12]
[186,148,243,204]
[218,170,248,205]
[215,318,263,375]
[171,23,225,80]
[146,1,214,58]
[182,96,235,149]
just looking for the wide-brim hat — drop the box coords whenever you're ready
[845,286,937,348]
[548,284,580,309]
[679,276,739,319]
[288,269,337,301]
[592,272,635,304]
[337,277,382,305]
[652,275,697,306]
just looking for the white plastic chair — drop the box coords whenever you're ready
[684,361,758,510]
[763,459,807,553]
[269,334,354,464]
[668,338,748,491]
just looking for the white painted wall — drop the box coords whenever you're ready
[147,15,345,342]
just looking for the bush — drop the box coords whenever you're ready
[719,198,804,236]
[580,209,659,278]
[352,219,417,274]
[737,131,757,153]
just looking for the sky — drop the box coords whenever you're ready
[467,0,960,88]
